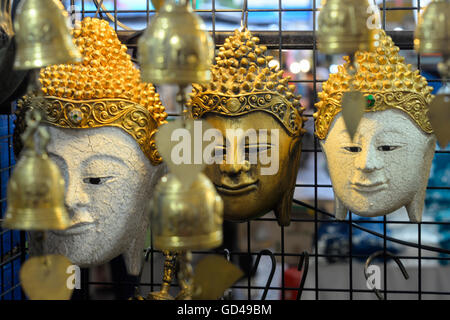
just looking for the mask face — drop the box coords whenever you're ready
[203,112,302,225]
[29,126,162,275]
[321,109,436,221]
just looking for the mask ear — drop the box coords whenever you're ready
[275,137,302,227]
[405,191,425,223]
[334,196,348,220]
[406,135,436,222]
[275,187,294,226]
[123,163,164,276]
[319,140,348,220]
[123,229,146,276]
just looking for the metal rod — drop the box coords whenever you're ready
[119,31,419,50]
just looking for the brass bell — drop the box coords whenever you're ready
[318,0,374,54]
[13,0,81,70]
[151,173,223,251]
[138,0,214,85]
[2,110,70,230]
[414,0,450,54]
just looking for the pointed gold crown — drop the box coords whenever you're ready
[314,29,434,140]
[188,29,307,137]
[17,17,167,165]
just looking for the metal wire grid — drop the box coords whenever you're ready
[1,0,449,300]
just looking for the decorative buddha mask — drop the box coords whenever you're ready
[315,29,436,222]
[13,18,167,275]
[189,29,306,226]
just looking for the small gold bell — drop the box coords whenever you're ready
[2,110,70,230]
[318,0,374,54]
[151,173,223,251]
[138,0,214,85]
[13,0,81,70]
[414,0,450,54]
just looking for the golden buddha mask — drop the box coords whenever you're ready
[189,29,306,226]
[315,29,436,222]
[14,17,167,275]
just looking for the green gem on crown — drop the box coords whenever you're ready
[366,94,375,108]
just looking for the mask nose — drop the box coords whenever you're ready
[219,137,252,174]
[356,144,382,173]
[64,173,89,219]
[219,160,251,175]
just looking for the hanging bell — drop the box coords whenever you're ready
[151,173,223,251]
[2,110,70,230]
[414,0,450,54]
[318,0,375,54]
[138,0,214,85]
[13,0,81,70]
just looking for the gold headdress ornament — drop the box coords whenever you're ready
[188,29,307,136]
[17,17,167,165]
[314,29,434,140]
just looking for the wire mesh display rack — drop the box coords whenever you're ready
[0,0,449,300]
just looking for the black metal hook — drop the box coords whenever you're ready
[220,248,232,300]
[296,251,310,300]
[250,249,276,300]
[223,248,231,261]
[364,250,409,300]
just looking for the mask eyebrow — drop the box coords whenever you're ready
[81,154,128,169]
[48,151,67,167]
[377,127,403,134]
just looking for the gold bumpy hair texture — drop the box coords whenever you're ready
[188,29,307,137]
[314,29,434,140]
[16,17,167,165]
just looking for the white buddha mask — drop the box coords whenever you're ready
[16,17,168,275]
[321,110,435,221]
[28,126,163,275]
[314,30,436,222]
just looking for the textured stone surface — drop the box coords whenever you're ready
[29,126,163,275]
[321,109,436,222]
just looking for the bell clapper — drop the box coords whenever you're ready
[341,53,366,141]
[147,250,177,300]
[175,84,189,128]
[31,231,46,256]
[347,53,358,84]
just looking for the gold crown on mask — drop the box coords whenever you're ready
[188,29,307,137]
[17,17,167,165]
[314,29,434,140]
